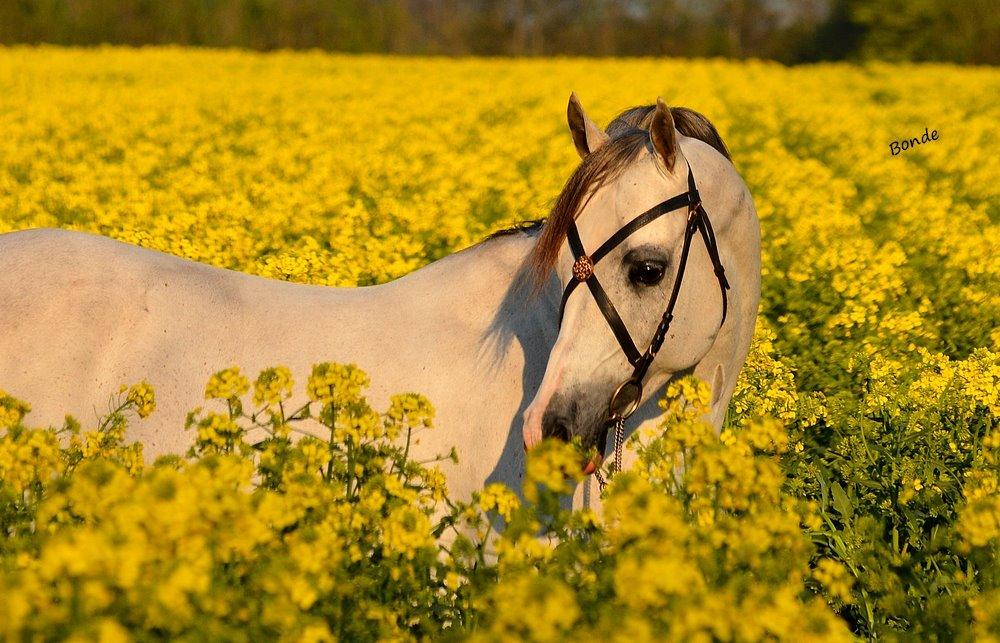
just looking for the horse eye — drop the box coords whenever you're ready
[629,260,666,287]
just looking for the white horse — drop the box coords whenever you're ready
[0,96,760,508]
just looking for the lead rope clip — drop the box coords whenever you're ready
[594,417,626,492]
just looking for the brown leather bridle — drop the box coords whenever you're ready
[558,160,730,476]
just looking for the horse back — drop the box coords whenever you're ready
[0,228,247,429]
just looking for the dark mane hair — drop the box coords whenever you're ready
[512,104,732,287]
[606,106,732,161]
[484,218,546,240]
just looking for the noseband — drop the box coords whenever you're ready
[558,160,730,476]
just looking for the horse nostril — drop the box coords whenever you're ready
[541,412,572,442]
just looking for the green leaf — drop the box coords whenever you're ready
[831,482,854,521]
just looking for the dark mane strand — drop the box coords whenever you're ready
[670,107,733,162]
[527,130,649,288]
[484,219,545,240]
[607,105,732,161]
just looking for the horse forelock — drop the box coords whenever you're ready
[527,105,733,287]
[482,104,734,290]
[525,130,648,289]
[607,105,733,163]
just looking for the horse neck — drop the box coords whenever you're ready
[692,183,762,430]
[358,232,559,498]
[368,230,561,415]
[384,231,559,339]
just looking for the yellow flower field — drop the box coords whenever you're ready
[0,47,999,640]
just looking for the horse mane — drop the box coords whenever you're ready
[494,104,732,287]
[484,218,546,241]
[606,105,732,161]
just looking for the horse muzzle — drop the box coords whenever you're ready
[540,390,609,470]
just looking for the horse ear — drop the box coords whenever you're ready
[650,97,677,171]
[567,92,609,158]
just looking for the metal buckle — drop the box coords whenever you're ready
[608,378,642,421]
[572,255,594,281]
[686,206,701,231]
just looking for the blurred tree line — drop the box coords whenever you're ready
[0,0,996,64]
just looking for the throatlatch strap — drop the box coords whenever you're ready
[695,207,730,322]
